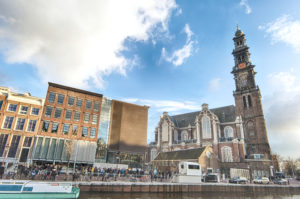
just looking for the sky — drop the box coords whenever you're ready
[0,0,300,158]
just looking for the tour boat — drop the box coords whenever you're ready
[0,180,80,199]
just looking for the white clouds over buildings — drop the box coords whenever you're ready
[161,24,196,66]
[0,0,177,89]
[240,0,252,14]
[263,71,300,158]
[259,15,300,52]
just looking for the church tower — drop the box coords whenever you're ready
[231,26,271,160]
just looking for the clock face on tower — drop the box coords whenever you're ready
[238,62,246,69]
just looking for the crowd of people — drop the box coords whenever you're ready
[0,164,174,183]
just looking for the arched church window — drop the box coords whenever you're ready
[174,130,178,141]
[181,130,188,141]
[248,95,252,107]
[202,115,211,139]
[224,126,234,138]
[243,96,247,108]
[221,146,233,162]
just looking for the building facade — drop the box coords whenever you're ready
[0,87,44,169]
[149,27,273,178]
[32,83,102,165]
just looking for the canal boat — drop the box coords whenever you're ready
[0,180,80,199]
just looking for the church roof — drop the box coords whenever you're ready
[153,147,206,161]
[169,105,236,128]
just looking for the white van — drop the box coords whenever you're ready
[179,162,202,176]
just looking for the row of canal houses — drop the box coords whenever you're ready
[0,82,148,170]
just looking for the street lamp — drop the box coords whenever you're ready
[248,165,252,183]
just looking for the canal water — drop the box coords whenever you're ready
[79,192,300,199]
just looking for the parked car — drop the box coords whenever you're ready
[203,173,218,183]
[253,177,270,184]
[229,176,247,184]
[273,178,288,185]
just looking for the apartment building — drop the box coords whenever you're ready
[0,87,44,168]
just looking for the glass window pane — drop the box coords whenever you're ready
[76,98,82,108]
[90,128,96,138]
[72,125,78,136]
[0,134,9,157]
[8,104,17,112]
[41,138,50,159]
[55,140,64,160]
[23,137,32,147]
[82,127,88,137]
[57,94,65,104]
[48,139,57,160]
[63,124,70,135]
[34,137,43,159]
[92,114,98,124]
[94,101,99,111]
[31,108,40,115]
[86,100,92,109]
[84,113,90,123]
[20,106,28,114]
[74,111,80,121]
[65,110,72,120]
[68,96,74,106]
[3,116,14,129]
[8,135,21,158]
[42,121,50,132]
[45,106,53,117]
[27,120,37,132]
[0,100,3,110]
[51,122,59,133]
[48,92,56,103]
[54,108,62,118]
[15,118,25,130]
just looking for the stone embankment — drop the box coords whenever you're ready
[78,181,300,194]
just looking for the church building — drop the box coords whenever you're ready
[149,27,273,178]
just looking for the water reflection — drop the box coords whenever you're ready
[79,192,300,199]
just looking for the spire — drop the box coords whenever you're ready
[235,24,244,37]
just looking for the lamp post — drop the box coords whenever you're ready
[248,165,252,183]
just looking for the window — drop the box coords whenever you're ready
[224,126,234,138]
[51,122,59,133]
[8,104,17,112]
[0,134,9,157]
[181,130,188,141]
[248,95,252,107]
[76,98,82,108]
[188,165,200,170]
[42,121,50,132]
[72,125,78,135]
[221,146,233,162]
[74,111,80,121]
[23,137,32,147]
[15,118,25,130]
[19,106,28,114]
[8,135,21,158]
[202,115,211,139]
[57,94,65,104]
[68,96,75,106]
[3,116,14,129]
[54,108,62,118]
[27,120,37,132]
[92,114,98,124]
[0,100,3,110]
[82,127,88,137]
[48,92,56,103]
[90,128,96,138]
[84,113,90,123]
[63,124,70,135]
[243,96,247,108]
[94,101,99,111]
[65,110,72,120]
[86,100,92,109]
[45,106,53,117]
[31,107,40,115]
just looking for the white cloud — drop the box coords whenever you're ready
[240,0,252,14]
[263,71,300,158]
[259,15,300,52]
[161,24,196,66]
[209,78,221,92]
[0,0,177,89]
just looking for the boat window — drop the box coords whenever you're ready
[181,164,184,169]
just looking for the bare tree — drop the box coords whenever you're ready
[64,140,73,178]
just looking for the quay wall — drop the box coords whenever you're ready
[79,182,300,194]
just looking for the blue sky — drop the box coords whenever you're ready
[0,0,300,158]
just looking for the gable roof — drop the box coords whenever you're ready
[153,147,206,161]
[169,105,236,128]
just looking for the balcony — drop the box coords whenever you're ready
[173,139,197,145]
[219,137,234,142]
